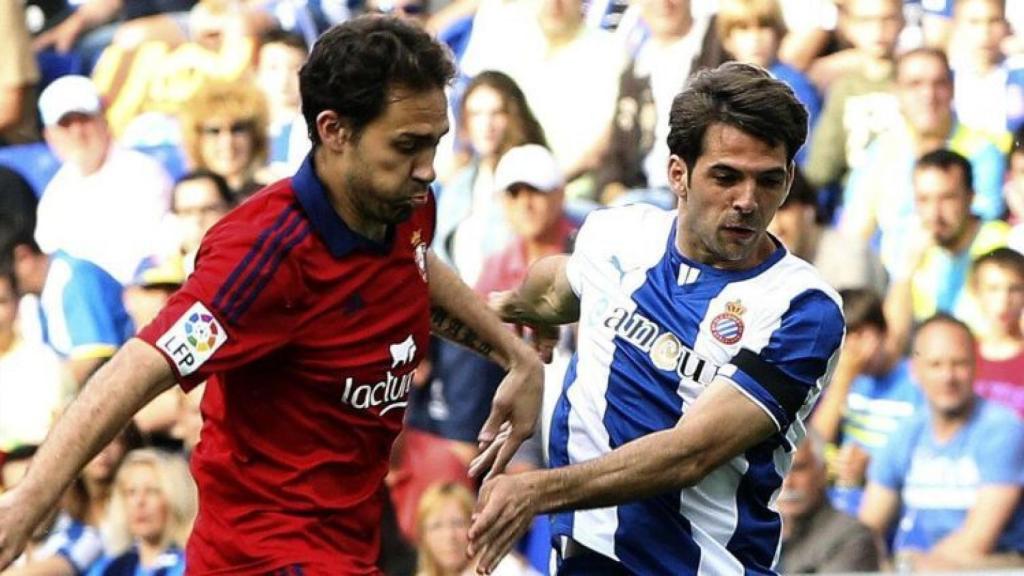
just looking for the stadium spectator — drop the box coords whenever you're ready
[414,482,539,576]
[1007,128,1024,252]
[86,449,196,576]
[948,0,1024,136]
[767,169,885,292]
[179,79,271,201]
[34,75,173,286]
[0,17,544,575]
[803,0,902,191]
[595,0,726,204]
[778,432,880,574]
[809,288,922,515]
[78,424,143,528]
[3,230,134,389]
[434,71,546,285]
[469,63,844,575]
[169,170,234,273]
[970,248,1024,418]
[0,263,68,452]
[0,0,40,145]
[716,0,821,162]
[1,445,104,576]
[859,315,1024,571]
[91,0,257,138]
[885,149,1010,354]
[367,0,430,27]
[842,47,1007,269]
[256,29,308,176]
[459,0,624,192]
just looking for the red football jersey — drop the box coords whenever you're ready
[138,156,434,575]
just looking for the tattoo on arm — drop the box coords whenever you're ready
[430,306,495,359]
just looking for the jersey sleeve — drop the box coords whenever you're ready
[55,522,103,575]
[137,214,306,390]
[565,208,608,297]
[720,289,845,432]
[59,266,130,360]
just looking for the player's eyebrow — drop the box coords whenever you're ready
[708,163,787,178]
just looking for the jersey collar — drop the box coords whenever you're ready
[292,153,393,258]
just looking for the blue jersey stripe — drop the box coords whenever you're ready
[221,208,305,321]
[212,206,298,316]
[550,354,579,538]
[229,224,311,323]
[726,442,785,575]
[759,289,845,388]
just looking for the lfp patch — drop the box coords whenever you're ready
[710,300,745,345]
[158,302,228,376]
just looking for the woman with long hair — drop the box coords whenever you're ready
[434,70,547,286]
[87,449,197,576]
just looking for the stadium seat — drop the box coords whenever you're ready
[0,142,61,197]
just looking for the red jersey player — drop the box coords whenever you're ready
[0,17,544,575]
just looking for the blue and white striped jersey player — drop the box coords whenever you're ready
[467,63,847,576]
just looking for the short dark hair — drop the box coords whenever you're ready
[299,15,456,146]
[260,28,308,53]
[973,247,1024,280]
[915,148,973,192]
[896,47,951,82]
[172,169,234,212]
[667,62,808,174]
[913,312,975,351]
[840,288,887,333]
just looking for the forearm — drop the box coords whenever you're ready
[14,340,173,518]
[526,427,704,514]
[428,252,533,368]
[76,0,122,28]
[507,255,579,326]
[809,364,857,443]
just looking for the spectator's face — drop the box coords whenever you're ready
[640,0,692,40]
[504,184,564,242]
[0,276,17,340]
[331,86,448,226]
[973,262,1024,334]
[422,498,471,573]
[368,0,429,25]
[777,440,825,520]
[257,43,306,115]
[766,202,814,259]
[913,166,972,248]
[538,0,583,40]
[1006,152,1024,220]
[198,117,257,183]
[174,177,231,253]
[724,22,780,68]
[913,321,976,418]
[842,0,903,59]
[897,54,953,135]
[954,0,1007,63]
[120,463,170,545]
[671,123,792,268]
[464,86,510,161]
[44,112,110,175]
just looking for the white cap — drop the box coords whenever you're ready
[38,75,102,127]
[493,144,565,194]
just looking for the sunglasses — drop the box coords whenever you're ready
[200,121,253,137]
[371,2,426,16]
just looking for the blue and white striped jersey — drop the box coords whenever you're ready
[550,204,845,575]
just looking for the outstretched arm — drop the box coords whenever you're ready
[426,250,544,478]
[468,376,777,573]
[0,339,175,570]
[489,254,580,327]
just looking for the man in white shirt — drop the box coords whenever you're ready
[35,75,172,286]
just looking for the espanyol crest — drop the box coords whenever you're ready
[710,300,745,345]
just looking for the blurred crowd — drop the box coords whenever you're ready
[1,0,1024,574]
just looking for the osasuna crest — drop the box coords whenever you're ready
[412,229,427,283]
[710,300,745,345]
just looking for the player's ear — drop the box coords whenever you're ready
[668,154,689,202]
[316,110,355,152]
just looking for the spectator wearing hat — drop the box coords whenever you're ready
[35,75,172,286]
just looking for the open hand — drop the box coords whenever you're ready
[471,349,543,481]
[468,473,539,575]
